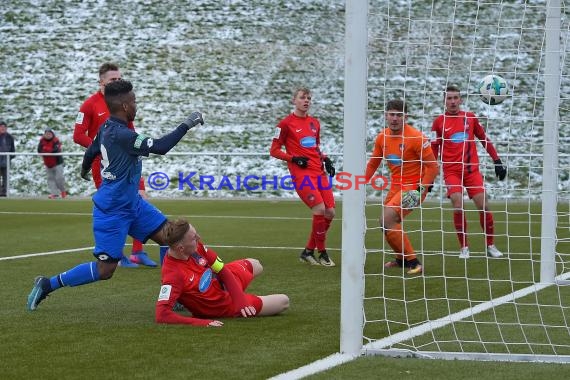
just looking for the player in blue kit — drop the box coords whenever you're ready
[27,80,204,311]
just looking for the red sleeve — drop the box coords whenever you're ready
[155,267,216,326]
[430,118,442,160]
[473,118,500,161]
[139,177,146,190]
[73,100,94,148]
[155,303,214,326]
[269,123,292,162]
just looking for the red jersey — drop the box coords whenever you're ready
[158,242,236,319]
[431,111,499,174]
[270,113,326,176]
[73,91,135,148]
[365,124,438,190]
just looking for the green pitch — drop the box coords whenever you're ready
[0,198,568,379]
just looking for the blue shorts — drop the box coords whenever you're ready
[92,198,167,261]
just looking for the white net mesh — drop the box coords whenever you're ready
[361,0,570,361]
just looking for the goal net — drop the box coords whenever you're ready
[341,0,570,363]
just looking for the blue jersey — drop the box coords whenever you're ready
[82,116,189,211]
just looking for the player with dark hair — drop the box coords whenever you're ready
[156,219,289,327]
[73,62,154,268]
[365,99,439,275]
[270,87,336,267]
[27,80,204,311]
[431,85,507,259]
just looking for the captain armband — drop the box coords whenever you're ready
[211,257,225,273]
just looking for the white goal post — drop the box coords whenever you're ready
[341,0,570,364]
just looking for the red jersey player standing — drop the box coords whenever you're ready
[431,85,507,259]
[155,219,289,326]
[73,62,156,268]
[270,87,336,267]
[365,100,438,275]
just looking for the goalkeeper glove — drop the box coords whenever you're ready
[181,112,204,130]
[323,157,335,177]
[291,156,309,168]
[494,159,507,181]
[401,185,425,209]
[80,166,91,181]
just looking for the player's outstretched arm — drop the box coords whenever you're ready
[155,303,223,327]
[145,112,204,155]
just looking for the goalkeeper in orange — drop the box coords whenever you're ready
[365,99,439,274]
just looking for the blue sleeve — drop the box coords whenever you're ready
[82,133,101,171]
[123,124,189,156]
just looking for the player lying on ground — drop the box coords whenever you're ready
[156,219,290,327]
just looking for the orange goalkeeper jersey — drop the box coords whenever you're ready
[365,124,438,190]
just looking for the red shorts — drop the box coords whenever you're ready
[226,259,263,316]
[293,174,335,209]
[444,170,485,198]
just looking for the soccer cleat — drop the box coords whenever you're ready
[407,264,423,275]
[299,249,319,265]
[27,276,52,311]
[459,246,470,259]
[318,251,335,267]
[129,252,157,267]
[384,260,403,268]
[487,245,503,258]
[118,256,139,268]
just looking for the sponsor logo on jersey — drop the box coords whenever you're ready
[386,154,402,166]
[158,285,172,301]
[199,268,213,293]
[97,112,106,117]
[102,171,116,180]
[300,136,316,148]
[450,132,468,143]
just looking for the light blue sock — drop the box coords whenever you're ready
[50,262,100,289]
[159,246,169,266]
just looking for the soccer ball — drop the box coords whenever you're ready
[477,74,508,105]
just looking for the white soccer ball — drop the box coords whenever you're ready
[477,74,509,105]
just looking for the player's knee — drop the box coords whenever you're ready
[248,258,263,275]
[96,259,118,280]
[325,208,336,219]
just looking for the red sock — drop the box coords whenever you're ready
[480,211,495,246]
[324,217,332,232]
[453,210,468,248]
[312,214,327,251]
[305,232,316,251]
[132,239,143,253]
